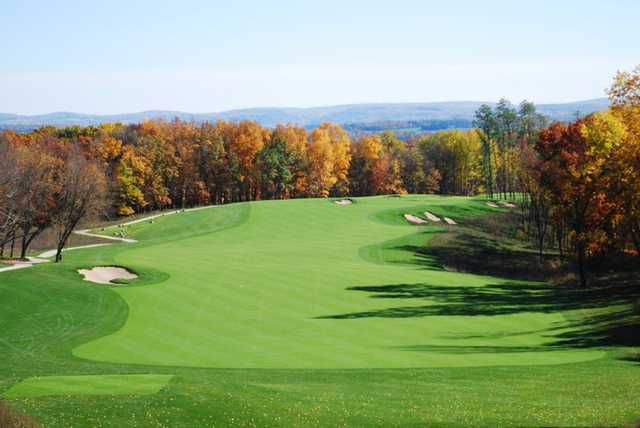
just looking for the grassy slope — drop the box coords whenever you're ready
[0,195,638,427]
[75,197,601,368]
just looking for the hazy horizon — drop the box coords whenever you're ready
[0,97,610,117]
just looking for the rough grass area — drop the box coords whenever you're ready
[0,400,40,428]
[420,211,567,281]
[1,195,639,427]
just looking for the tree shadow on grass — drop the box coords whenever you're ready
[318,281,640,349]
[553,303,640,348]
[386,211,570,281]
[394,345,560,354]
[398,232,560,281]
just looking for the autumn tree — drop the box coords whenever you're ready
[535,112,628,286]
[257,133,302,199]
[224,121,270,201]
[349,134,383,196]
[398,144,427,194]
[271,124,309,197]
[608,65,640,252]
[11,138,60,258]
[519,144,551,263]
[473,105,497,197]
[306,127,336,197]
[0,138,20,257]
[322,123,352,196]
[115,145,147,215]
[198,123,231,204]
[417,130,481,195]
[52,151,107,262]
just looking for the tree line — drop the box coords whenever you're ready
[518,65,640,287]
[0,137,105,261]
[0,120,491,214]
[0,119,486,260]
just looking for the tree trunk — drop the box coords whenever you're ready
[20,232,28,259]
[55,245,64,263]
[538,233,545,265]
[577,243,588,288]
[631,223,640,255]
[55,229,74,263]
[556,227,564,259]
[10,233,15,258]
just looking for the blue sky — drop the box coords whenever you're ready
[1,0,638,114]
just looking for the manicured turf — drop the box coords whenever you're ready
[75,197,602,369]
[0,195,638,426]
[2,375,174,398]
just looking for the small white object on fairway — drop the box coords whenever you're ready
[117,204,218,227]
[444,217,457,225]
[75,229,137,243]
[404,214,428,225]
[486,202,500,208]
[334,199,353,205]
[424,211,442,222]
[78,266,138,285]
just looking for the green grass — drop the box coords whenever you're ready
[3,375,174,398]
[0,195,638,427]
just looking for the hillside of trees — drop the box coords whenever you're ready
[1,66,639,287]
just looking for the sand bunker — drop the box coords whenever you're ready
[486,202,500,208]
[404,214,427,225]
[334,199,353,205]
[499,201,517,208]
[443,217,457,225]
[78,266,138,285]
[424,211,442,222]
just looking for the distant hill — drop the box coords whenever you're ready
[0,99,609,133]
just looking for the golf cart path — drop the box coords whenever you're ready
[0,257,50,273]
[37,243,114,259]
[0,205,217,273]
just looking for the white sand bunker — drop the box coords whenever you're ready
[334,199,353,205]
[486,202,500,208]
[78,266,138,285]
[404,214,427,225]
[499,201,517,208]
[424,211,441,222]
[443,217,457,225]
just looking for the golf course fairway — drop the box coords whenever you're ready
[75,196,601,368]
[1,195,638,427]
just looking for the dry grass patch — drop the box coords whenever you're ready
[0,400,40,428]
